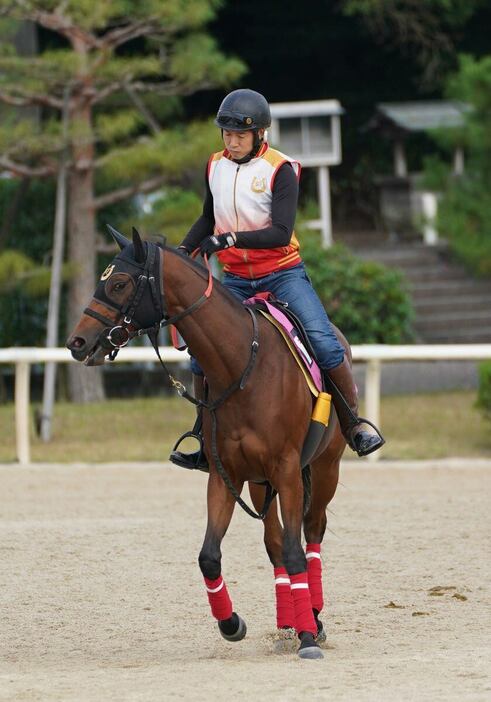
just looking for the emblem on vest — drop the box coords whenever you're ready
[251,176,267,193]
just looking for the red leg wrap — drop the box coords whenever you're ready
[290,572,317,635]
[204,576,233,621]
[273,566,295,629]
[306,542,324,613]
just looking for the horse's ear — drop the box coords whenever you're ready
[106,223,130,250]
[132,227,146,263]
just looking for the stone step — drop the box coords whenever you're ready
[409,279,491,298]
[415,308,491,332]
[355,244,447,266]
[419,327,491,343]
[399,266,469,283]
[413,293,491,314]
[344,237,491,344]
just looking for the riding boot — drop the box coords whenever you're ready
[169,374,209,471]
[324,357,385,457]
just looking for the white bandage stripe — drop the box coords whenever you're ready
[291,583,309,590]
[275,577,291,586]
[205,580,224,594]
[306,551,321,560]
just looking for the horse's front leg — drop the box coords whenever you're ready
[277,462,324,660]
[249,484,295,632]
[198,472,246,642]
[303,442,343,642]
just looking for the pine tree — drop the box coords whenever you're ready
[0,1,244,402]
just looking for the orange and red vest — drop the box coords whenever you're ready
[208,143,302,279]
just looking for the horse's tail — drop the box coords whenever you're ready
[302,464,312,516]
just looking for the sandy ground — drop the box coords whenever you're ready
[0,461,489,702]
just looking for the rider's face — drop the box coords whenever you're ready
[223,129,264,159]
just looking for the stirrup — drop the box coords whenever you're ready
[169,431,209,471]
[347,417,385,457]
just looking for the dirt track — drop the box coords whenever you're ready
[0,462,489,702]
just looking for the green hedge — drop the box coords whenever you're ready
[300,234,414,344]
[477,361,491,416]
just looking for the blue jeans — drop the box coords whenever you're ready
[191,263,345,374]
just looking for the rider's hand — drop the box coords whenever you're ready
[199,232,236,256]
[177,245,191,256]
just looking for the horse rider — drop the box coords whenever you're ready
[170,88,384,470]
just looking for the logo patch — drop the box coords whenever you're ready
[251,176,267,193]
[100,264,115,281]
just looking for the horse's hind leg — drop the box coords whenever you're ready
[198,472,246,642]
[249,484,295,632]
[277,465,323,660]
[303,443,342,641]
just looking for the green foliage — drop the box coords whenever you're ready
[170,33,245,87]
[0,1,245,178]
[133,187,204,244]
[0,250,48,346]
[300,231,414,344]
[0,250,54,295]
[0,0,246,358]
[342,0,485,86]
[437,175,491,275]
[476,361,491,417]
[99,119,221,183]
[343,0,480,26]
[423,54,491,277]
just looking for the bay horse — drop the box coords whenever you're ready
[66,226,347,660]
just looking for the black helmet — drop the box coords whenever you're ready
[215,89,271,131]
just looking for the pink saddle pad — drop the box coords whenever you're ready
[244,295,323,393]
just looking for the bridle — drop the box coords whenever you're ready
[84,242,213,360]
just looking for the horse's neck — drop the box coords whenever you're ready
[162,251,251,390]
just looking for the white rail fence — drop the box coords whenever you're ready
[1,345,490,465]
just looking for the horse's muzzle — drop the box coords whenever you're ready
[66,336,107,366]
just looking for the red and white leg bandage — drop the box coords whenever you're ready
[204,576,233,621]
[306,542,324,613]
[273,566,295,629]
[290,571,317,635]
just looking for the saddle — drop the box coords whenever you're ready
[243,293,323,396]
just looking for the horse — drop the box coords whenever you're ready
[66,226,348,660]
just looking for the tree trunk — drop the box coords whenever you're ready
[66,90,105,403]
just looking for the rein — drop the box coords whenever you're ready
[90,243,276,520]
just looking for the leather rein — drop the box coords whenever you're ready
[85,243,276,520]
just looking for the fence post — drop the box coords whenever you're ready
[365,359,381,463]
[15,361,31,465]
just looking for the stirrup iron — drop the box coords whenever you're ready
[348,417,385,457]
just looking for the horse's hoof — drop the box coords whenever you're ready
[218,612,247,642]
[298,632,324,660]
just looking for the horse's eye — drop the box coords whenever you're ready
[114,281,126,291]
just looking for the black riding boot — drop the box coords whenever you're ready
[325,357,385,457]
[169,374,209,471]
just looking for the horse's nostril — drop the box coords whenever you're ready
[70,337,86,350]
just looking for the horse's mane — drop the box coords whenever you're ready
[163,245,248,316]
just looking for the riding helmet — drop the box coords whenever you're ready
[215,89,271,131]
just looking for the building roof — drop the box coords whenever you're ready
[270,99,344,119]
[372,101,467,132]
